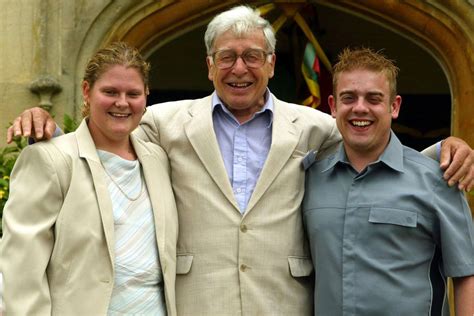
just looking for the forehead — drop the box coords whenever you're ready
[213,29,267,50]
[94,65,145,88]
[336,69,389,93]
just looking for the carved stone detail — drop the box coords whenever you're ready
[29,76,62,112]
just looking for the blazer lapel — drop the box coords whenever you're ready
[132,138,166,258]
[76,120,115,264]
[184,98,240,211]
[246,99,301,212]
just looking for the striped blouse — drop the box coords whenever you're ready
[98,150,166,315]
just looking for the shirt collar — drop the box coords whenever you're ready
[211,89,274,126]
[322,130,404,173]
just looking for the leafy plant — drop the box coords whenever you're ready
[63,113,79,134]
[0,114,78,237]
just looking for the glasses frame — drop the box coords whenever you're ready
[211,48,273,70]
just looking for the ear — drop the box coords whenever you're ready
[82,81,90,102]
[206,56,214,81]
[391,95,402,119]
[328,95,337,118]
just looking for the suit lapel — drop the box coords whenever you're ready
[76,120,115,264]
[184,98,240,211]
[246,99,301,212]
[133,138,166,259]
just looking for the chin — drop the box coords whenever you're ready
[111,127,132,137]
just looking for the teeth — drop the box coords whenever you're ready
[110,113,129,118]
[352,120,371,127]
[229,83,250,88]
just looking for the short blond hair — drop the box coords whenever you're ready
[333,47,399,102]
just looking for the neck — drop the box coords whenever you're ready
[229,107,260,124]
[344,145,387,173]
[222,93,266,124]
[94,137,137,161]
[344,132,392,173]
[345,152,377,173]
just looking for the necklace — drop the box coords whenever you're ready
[101,161,144,201]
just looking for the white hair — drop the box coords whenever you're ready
[204,5,276,55]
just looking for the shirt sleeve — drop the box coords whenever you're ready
[420,141,441,161]
[434,180,474,277]
[28,125,63,144]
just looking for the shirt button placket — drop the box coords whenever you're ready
[342,179,359,316]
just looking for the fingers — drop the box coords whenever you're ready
[6,126,14,144]
[5,107,55,143]
[442,149,466,184]
[439,140,451,171]
[439,136,474,191]
[455,151,474,192]
[443,148,474,191]
[444,160,468,187]
[31,107,50,140]
[459,167,474,192]
[43,118,57,140]
[20,110,34,138]
[8,111,33,141]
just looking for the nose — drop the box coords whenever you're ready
[115,93,128,107]
[231,56,248,75]
[352,97,369,113]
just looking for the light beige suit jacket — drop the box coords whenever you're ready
[1,120,178,315]
[135,93,342,315]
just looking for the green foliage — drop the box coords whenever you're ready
[63,113,79,134]
[0,114,78,237]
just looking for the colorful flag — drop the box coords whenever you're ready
[302,42,321,108]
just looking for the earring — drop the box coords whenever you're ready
[143,106,147,114]
[82,100,91,117]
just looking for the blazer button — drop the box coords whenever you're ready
[240,224,248,233]
[240,264,248,272]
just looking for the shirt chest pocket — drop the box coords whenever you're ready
[368,207,417,228]
[359,208,428,260]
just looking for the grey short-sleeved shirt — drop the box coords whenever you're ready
[302,132,474,316]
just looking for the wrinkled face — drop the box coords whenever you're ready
[207,29,276,122]
[328,68,401,159]
[83,65,147,146]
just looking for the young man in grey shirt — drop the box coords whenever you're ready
[303,47,474,316]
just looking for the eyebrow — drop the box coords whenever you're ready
[339,90,384,97]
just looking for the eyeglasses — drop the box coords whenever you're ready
[211,49,273,69]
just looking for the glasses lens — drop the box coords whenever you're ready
[243,49,266,68]
[213,49,269,69]
[214,51,236,69]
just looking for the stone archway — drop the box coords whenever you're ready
[100,0,474,207]
[107,0,473,142]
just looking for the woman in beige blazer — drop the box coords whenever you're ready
[0,42,178,315]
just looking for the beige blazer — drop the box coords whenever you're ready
[1,120,178,315]
[135,93,342,315]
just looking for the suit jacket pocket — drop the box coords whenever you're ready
[288,256,313,277]
[176,254,194,274]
